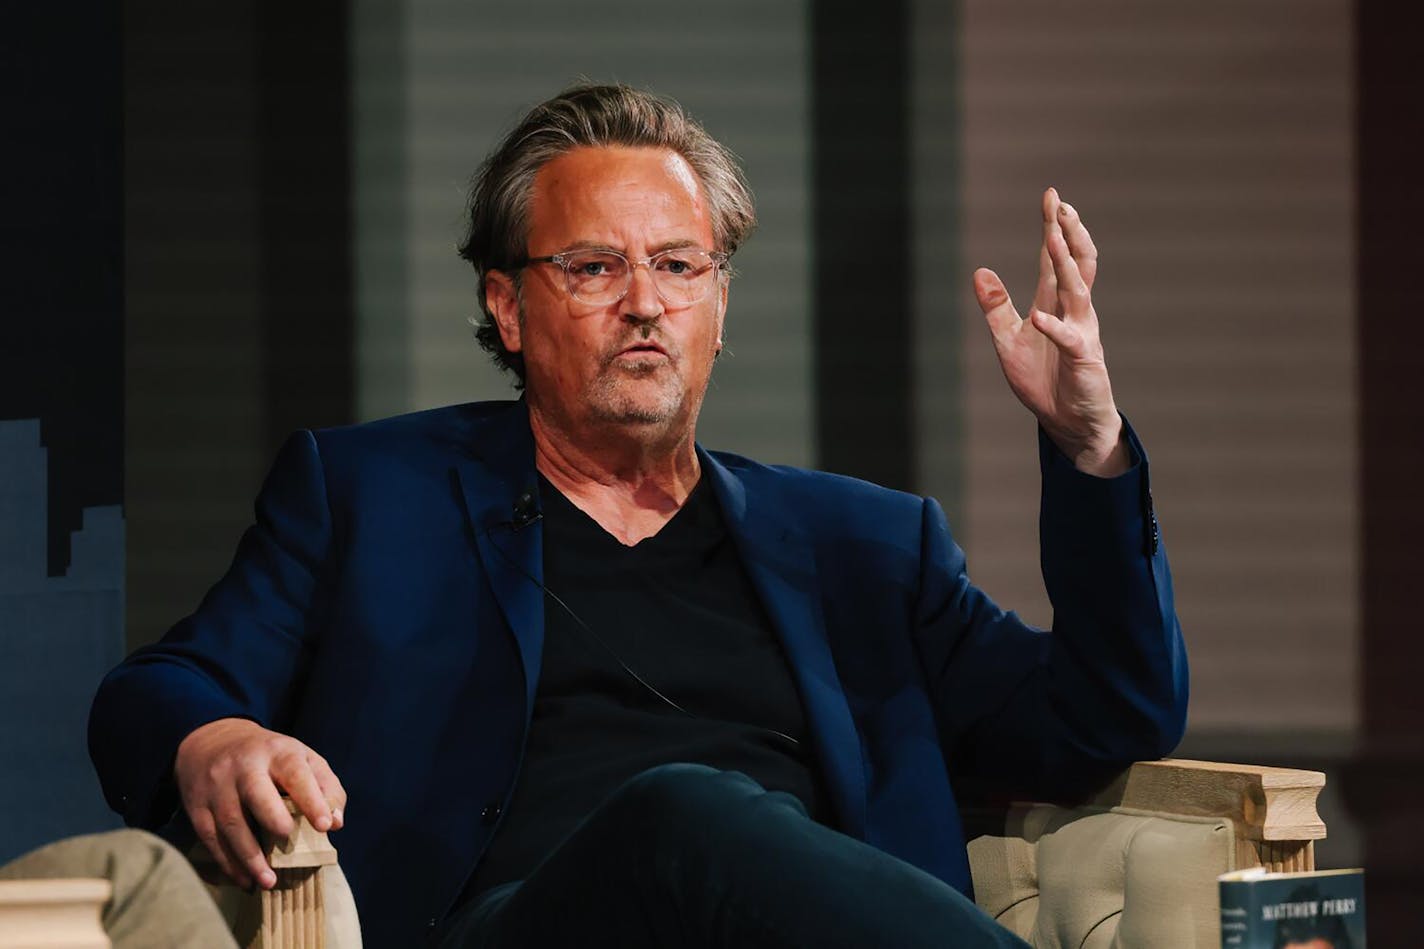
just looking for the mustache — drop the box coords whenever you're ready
[600,326,680,365]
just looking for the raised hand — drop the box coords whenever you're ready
[973,188,1129,477]
[175,717,347,889]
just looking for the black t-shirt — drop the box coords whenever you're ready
[466,472,831,896]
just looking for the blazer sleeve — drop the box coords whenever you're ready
[912,419,1189,799]
[88,430,336,828]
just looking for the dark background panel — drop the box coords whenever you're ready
[0,5,124,576]
[125,1,354,651]
[124,0,266,651]
[1351,0,1424,937]
[811,0,915,491]
[256,2,355,447]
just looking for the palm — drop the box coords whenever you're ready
[973,189,1124,474]
[991,288,1111,434]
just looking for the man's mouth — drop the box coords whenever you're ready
[616,342,668,358]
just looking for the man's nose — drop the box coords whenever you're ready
[620,263,665,319]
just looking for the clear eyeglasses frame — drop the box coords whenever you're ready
[520,247,729,307]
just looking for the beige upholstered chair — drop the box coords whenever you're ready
[964,759,1327,946]
[206,758,1326,949]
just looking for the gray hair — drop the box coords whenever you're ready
[457,83,757,387]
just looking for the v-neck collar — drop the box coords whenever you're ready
[536,472,714,553]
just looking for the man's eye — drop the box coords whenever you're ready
[656,254,701,276]
[569,254,623,278]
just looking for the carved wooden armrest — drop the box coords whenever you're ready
[256,799,339,948]
[197,799,340,948]
[0,879,112,949]
[1082,758,1327,872]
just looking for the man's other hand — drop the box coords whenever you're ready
[972,187,1129,478]
[174,717,347,889]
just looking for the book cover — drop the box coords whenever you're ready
[1219,867,1365,948]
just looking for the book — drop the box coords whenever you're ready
[1219,867,1365,948]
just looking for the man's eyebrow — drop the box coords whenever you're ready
[650,239,704,253]
[553,238,709,255]
[555,240,618,253]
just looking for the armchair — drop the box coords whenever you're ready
[964,758,1327,946]
[203,758,1327,948]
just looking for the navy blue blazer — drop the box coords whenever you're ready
[90,399,1187,948]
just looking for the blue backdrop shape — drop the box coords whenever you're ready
[0,419,124,862]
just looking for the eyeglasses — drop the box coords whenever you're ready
[521,247,728,307]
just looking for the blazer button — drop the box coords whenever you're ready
[481,803,502,825]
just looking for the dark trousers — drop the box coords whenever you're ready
[438,763,1029,949]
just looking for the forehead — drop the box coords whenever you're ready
[526,146,713,250]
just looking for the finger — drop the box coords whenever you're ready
[237,768,296,838]
[214,789,276,889]
[972,268,1021,340]
[271,749,333,832]
[1057,200,1098,289]
[190,807,251,889]
[1030,308,1088,358]
[1032,189,1061,315]
[211,820,261,891]
[1047,229,1093,323]
[1033,244,1058,316]
[307,752,348,830]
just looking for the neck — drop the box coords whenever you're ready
[528,401,701,545]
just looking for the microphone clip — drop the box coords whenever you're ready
[511,491,542,531]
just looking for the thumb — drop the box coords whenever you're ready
[973,268,1020,340]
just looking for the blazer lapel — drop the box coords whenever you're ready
[702,450,869,840]
[454,401,545,718]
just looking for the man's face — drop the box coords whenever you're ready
[486,146,727,437]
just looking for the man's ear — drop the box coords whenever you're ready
[485,270,523,354]
[714,280,729,349]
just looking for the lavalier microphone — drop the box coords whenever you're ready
[511,490,542,531]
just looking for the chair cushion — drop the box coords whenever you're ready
[967,804,1235,948]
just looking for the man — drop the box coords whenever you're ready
[90,84,1187,947]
